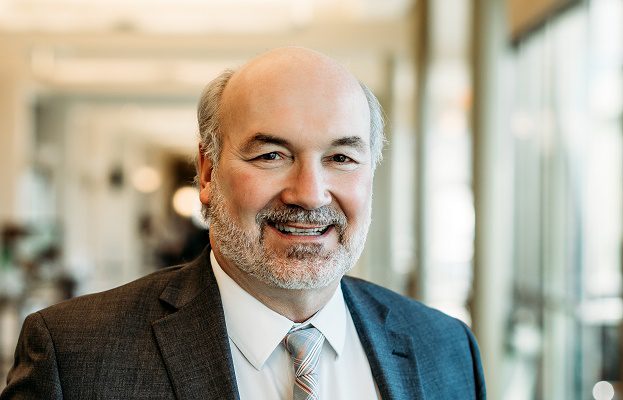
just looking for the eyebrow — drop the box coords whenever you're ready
[240,133,367,153]
[240,134,290,154]
[332,136,367,152]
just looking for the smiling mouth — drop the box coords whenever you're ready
[271,222,331,236]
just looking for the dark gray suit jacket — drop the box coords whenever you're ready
[2,248,485,399]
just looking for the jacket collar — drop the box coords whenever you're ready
[342,277,426,400]
[152,248,240,400]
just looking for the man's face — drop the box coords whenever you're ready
[200,60,373,290]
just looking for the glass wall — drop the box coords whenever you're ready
[504,1,623,398]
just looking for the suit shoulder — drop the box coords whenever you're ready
[342,275,433,313]
[342,275,465,332]
[342,276,485,398]
[37,264,184,324]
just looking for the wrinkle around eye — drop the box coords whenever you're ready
[324,154,361,171]
[247,151,292,168]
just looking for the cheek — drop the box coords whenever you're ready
[220,168,277,219]
[333,173,373,221]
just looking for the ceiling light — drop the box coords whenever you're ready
[132,166,161,193]
[172,186,199,218]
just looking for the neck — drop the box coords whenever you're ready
[212,251,340,322]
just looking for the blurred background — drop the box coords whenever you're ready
[0,0,621,398]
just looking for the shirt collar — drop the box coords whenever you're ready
[210,250,347,370]
[305,282,347,360]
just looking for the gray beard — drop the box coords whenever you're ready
[204,180,370,290]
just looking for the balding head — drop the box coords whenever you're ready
[196,47,384,173]
[222,47,364,115]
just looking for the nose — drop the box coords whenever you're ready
[280,161,332,210]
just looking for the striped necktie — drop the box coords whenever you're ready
[282,326,325,400]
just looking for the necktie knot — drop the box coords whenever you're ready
[283,326,324,399]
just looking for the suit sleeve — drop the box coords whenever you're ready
[1,312,63,399]
[461,322,487,399]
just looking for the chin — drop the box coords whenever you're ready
[254,254,354,290]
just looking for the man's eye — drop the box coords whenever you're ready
[259,152,280,161]
[332,154,351,163]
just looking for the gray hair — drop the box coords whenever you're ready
[196,69,235,167]
[196,69,385,172]
[359,81,386,167]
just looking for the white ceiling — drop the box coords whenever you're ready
[0,0,417,98]
[0,0,414,34]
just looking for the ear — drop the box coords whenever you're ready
[198,144,213,206]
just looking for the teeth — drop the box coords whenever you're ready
[275,223,328,236]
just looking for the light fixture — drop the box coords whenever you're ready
[172,186,199,218]
[132,166,162,193]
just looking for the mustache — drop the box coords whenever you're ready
[256,205,347,230]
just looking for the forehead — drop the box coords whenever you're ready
[219,53,371,149]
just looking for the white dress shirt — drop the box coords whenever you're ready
[210,251,380,400]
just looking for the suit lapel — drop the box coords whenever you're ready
[152,250,240,400]
[342,278,426,400]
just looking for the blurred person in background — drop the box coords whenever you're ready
[1,47,485,399]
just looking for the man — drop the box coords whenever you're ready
[2,47,485,399]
